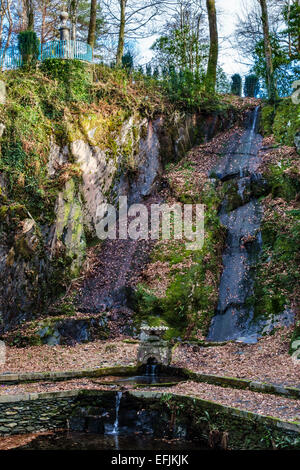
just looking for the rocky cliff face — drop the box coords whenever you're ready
[0,107,236,334]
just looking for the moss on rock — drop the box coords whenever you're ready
[261,99,300,148]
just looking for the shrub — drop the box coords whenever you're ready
[40,58,91,102]
[244,74,260,97]
[231,74,242,96]
[18,30,40,67]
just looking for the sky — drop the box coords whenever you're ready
[137,0,251,78]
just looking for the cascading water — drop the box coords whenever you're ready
[208,106,264,343]
[243,105,260,158]
[146,364,157,377]
[209,104,294,341]
[111,391,122,435]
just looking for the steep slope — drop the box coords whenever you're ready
[0,63,246,342]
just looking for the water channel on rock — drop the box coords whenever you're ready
[208,107,264,343]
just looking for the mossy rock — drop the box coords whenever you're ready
[273,99,300,147]
[290,324,300,355]
[260,104,275,136]
[260,99,300,148]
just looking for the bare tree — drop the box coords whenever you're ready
[102,0,168,66]
[151,0,207,73]
[0,1,6,49]
[34,0,60,44]
[234,0,285,64]
[68,0,80,40]
[0,0,13,68]
[5,0,12,50]
[19,0,34,30]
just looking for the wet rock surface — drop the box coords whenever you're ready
[208,107,294,342]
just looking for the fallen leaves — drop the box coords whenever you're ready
[0,340,138,374]
[151,380,300,422]
[172,328,300,387]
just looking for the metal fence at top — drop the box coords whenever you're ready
[0,40,93,70]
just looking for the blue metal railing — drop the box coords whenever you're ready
[0,40,93,69]
[41,40,93,62]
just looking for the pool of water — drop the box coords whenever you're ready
[9,431,206,450]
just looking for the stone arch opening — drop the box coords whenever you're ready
[146,356,158,365]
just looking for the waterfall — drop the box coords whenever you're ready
[244,106,260,157]
[207,106,263,343]
[111,391,122,435]
[251,106,259,133]
[146,364,157,376]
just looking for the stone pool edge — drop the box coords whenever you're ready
[0,389,299,450]
[1,365,299,400]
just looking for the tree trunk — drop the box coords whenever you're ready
[116,0,126,66]
[287,0,291,57]
[26,0,34,30]
[88,0,97,49]
[296,0,300,57]
[205,0,218,93]
[258,0,276,101]
[0,3,5,50]
[41,1,47,47]
[21,0,28,30]
[3,0,12,57]
[69,0,78,41]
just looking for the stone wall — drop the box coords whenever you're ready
[0,389,299,449]
[0,392,77,435]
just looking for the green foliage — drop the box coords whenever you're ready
[132,284,162,318]
[272,98,300,146]
[252,35,299,99]
[260,98,300,147]
[132,182,226,339]
[249,1,299,100]
[289,322,300,355]
[40,59,91,102]
[1,141,27,172]
[216,67,231,94]
[260,104,275,135]
[261,425,300,449]
[244,74,260,97]
[151,19,228,104]
[146,64,152,77]
[253,207,300,320]
[282,2,300,61]
[151,27,208,75]
[231,74,242,96]
[122,51,134,72]
[162,67,204,108]
[267,162,300,201]
[18,30,40,67]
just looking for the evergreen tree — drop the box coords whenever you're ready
[152,66,159,79]
[231,74,242,96]
[18,30,40,66]
[244,74,260,97]
[122,50,134,71]
[146,63,152,77]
